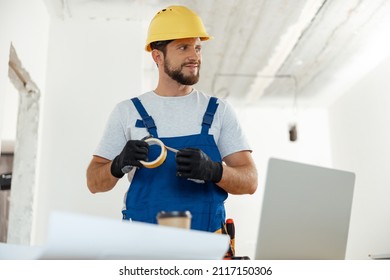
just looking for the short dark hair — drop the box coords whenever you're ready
[150,40,174,55]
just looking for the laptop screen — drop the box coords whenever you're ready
[255,158,355,260]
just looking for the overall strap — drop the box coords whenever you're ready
[131,97,158,137]
[201,97,219,135]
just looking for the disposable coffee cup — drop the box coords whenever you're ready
[156,211,192,229]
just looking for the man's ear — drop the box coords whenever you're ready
[151,49,163,66]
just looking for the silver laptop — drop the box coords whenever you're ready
[255,158,355,260]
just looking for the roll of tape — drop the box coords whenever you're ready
[140,138,168,168]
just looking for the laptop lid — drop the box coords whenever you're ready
[255,158,355,260]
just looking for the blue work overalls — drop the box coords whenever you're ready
[121,97,228,232]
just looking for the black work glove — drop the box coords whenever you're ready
[110,140,149,178]
[176,148,223,183]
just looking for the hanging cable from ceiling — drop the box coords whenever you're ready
[288,75,298,142]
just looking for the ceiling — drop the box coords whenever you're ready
[43,0,390,108]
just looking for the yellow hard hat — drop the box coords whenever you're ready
[145,5,212,52]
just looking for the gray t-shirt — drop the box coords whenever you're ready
[94,90,251,161]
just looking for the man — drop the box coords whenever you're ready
[86,5,258,232]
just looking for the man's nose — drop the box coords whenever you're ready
[188,48,200,60]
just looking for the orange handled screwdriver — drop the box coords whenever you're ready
[226,218,235,256]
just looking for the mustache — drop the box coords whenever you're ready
[182,61,201,67]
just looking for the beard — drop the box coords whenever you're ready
[163,59,200,85]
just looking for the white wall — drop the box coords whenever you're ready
[0,0,49,150]
[329,55,390,259]
[34,18,144,244]
[1,83,18,142]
